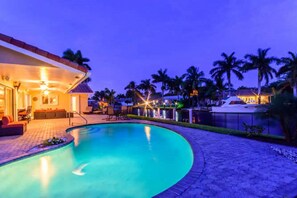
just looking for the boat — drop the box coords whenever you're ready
[211,96,262,113]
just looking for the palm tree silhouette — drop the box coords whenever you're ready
[278,51,297,97]
[104,88,116,104]
[137,79,156,98]
[167,75,186,100]
[210,52,244,96]
[184,66,206,107]
[243,48,277,104]
[152,69,169,102]
[62,49,91,83]
[124,81,139,104]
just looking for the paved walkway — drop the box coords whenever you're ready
[0,115,296,197]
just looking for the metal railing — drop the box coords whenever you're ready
[68,111,88,126]
[132,107,283,137]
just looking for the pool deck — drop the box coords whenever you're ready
[0,115,297,197]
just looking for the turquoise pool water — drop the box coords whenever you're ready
[0,123,193,197]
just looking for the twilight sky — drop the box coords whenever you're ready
[1,0,297,94]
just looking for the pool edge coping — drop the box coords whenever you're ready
[66,120,205,197]
[0,120,205,197]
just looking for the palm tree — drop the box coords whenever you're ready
[137,79,156,98]
[152,69,169,102]
[210,52,244,96]
[214,77,228,103]
[62,49,92,83]
[104,88,116,104]
[243,48,277,104]
[185,66,205,90]
[278,51,297,97]
[184,66,206,107]
[124,81,138,104]
[167,75,186,99]
[92,90,106,101]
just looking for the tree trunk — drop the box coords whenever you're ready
[228,78,231,97]
[161,83,165,103]
[257,78,261,104]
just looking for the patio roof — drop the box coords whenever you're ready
[0,33,90,93]
[69,83,93,93]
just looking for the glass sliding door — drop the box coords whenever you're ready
[5,87,13,116]
[0,86,4,118]
[0,85,13,119]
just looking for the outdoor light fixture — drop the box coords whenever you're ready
[43,90,49,95]
[13,81,21,90]
[40,82,47,90]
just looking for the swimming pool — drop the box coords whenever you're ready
[0,123,193,197]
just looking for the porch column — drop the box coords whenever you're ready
[189,109,193,124]
[13,89,18,121]
[173,108,176,121]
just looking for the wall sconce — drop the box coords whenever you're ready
[1,75,10,81]
[13,81,21,91]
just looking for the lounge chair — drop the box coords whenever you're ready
[83,106,93,114]
[0,115,26,136]
[120,106,129,120]
[18,106,32,123]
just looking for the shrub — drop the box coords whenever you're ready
[242,122,264,137]
[265,93,297,142]
[42,137,66,147]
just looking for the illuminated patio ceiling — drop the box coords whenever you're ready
[0,63,85,92]
[0,34,89,93]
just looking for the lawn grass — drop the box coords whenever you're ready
[127,114,288,144]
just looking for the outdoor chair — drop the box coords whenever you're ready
[120,106,129,120]
[18,106,32,123]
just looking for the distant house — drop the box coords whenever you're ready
[0,33,92,119]
[236,89,272,104]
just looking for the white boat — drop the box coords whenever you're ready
[211,96,261,113]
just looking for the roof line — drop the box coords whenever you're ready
[0,33,88,73]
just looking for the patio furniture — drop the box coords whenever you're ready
[106,106,114,121]
[18,106,32,123]
[120,106,129,120]
[34,109,67,119]
[7,115,27,130]
[0,115,26,136]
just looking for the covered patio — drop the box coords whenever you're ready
[0,33,91,126]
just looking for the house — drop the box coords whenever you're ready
[236,89,272,104]
[0,33,92,120]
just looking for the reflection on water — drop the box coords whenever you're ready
[144,126,151,143]
[40,156,53,189]
[145,126,152,151]
[72,163,88,176]
[71,128,80,146]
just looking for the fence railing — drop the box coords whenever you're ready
[132,107,283,136]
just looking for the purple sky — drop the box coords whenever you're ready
[1,0,297,94]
